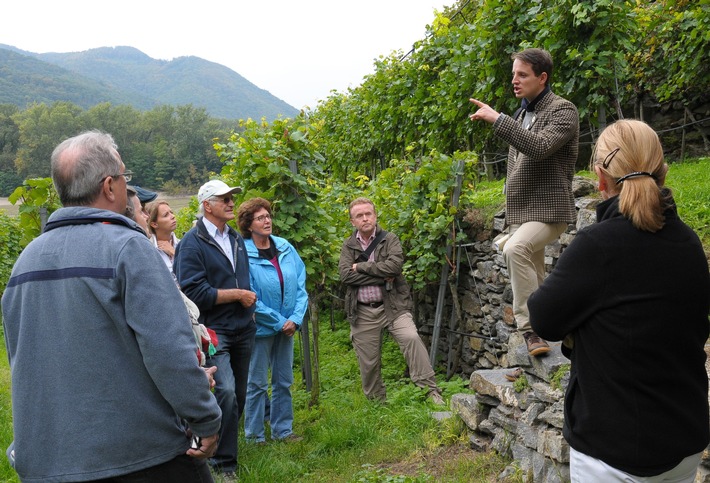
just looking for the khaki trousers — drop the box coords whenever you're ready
[503,221,568,333]
[351,305,438,400]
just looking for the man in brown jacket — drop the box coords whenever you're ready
[339,197,444,405]
[469,48,579,372]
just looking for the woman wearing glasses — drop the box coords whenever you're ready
[238,197,308,444]
[529,119,709,482]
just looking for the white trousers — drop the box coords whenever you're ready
[570,447,702,483]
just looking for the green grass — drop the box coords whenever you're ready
[461,178,506,224]
[233,325,498,482]
[666,157,710,248]
[0,322,512,482]
[0,340,15,483]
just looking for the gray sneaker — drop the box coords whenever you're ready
[428,390,445,406]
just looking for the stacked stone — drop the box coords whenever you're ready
[443,181,710,481]
[451,340,570,482]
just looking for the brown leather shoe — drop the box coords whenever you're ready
[278,433,303,443]
[505,367,523,382]
[523,331,551,357]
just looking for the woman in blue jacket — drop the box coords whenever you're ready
[238,197,308,443]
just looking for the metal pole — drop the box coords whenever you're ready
[430,159,465,367]
[300,310,312,391]
[446,244,463,378]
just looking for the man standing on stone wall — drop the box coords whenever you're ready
[469,48,579,378]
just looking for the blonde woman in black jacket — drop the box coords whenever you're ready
[530,119,709,482]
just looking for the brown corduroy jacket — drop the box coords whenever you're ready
[494,91,579,226]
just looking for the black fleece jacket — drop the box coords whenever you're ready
[530,195,709,476]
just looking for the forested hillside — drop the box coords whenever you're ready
[0,45,298,120]
[0,48,150,109]
[0,102,231,195]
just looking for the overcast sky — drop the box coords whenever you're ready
[2,1,450,109]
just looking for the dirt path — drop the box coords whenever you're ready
[0,197,18,216]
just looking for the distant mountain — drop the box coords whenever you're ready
[0,45,298,120]
[0,47,153,109]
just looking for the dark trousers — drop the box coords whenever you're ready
[91,454,213,482]
[208,323,256,473]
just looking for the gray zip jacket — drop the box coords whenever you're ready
[2,207,221,482]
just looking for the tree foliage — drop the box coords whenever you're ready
[3,0,709,305]
[0,211,22,297]
[7,177,61,248]
[0,101,232,196]
[630,0,710,104]
[211,114,482,294]
[214,117,342,298]
[14,102,83,178]
[312,0,708,176]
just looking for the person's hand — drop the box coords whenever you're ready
[156,239,175,258]
[238,289,257,308]
[203,366,217,390]
[186,433,219,459]
[468,98,500,124]
[282,320,297,337]
[352,263,358,272]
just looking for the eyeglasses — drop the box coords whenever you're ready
[601,148,621,169]
[211,196,234,204]
[254,213,272,223]
[99,170,133,184]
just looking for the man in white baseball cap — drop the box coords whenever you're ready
[174,179,253,479]
[197,180,242,205]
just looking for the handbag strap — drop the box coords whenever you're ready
[356,229,388,262]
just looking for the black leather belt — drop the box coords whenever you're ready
[358,301,383,308]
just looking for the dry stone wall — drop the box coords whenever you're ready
[415,178,710,482]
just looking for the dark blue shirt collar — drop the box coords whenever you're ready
[521,86,551,112]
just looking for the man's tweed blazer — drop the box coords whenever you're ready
[493,91,579,226]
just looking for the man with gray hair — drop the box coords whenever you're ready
[175,179,256,479]
[2,131,221,482]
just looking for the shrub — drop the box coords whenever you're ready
[0,212,22,298]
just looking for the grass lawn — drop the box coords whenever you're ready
[0,323,516,482]
[0,343,15,482]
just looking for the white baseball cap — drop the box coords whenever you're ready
[197,180,242,204]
